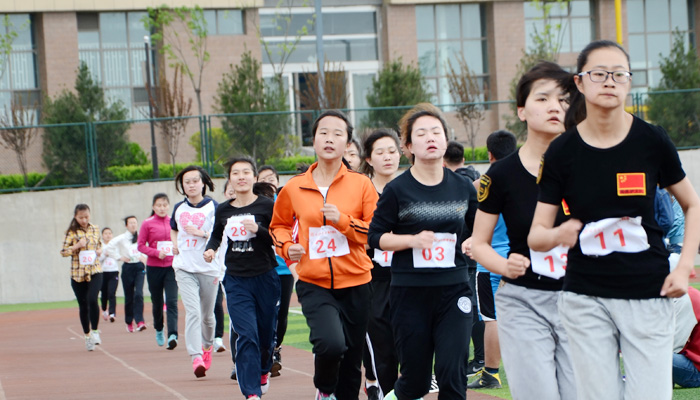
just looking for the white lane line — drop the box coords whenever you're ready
[289,309,304,315]
[67,327,189,400]
[284,366,314,378]
[0,376,7,400]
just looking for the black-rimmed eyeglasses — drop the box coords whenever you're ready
[578,70,633,83]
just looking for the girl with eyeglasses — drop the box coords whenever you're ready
[529,40,700,400]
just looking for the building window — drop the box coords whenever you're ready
[524,0,593,54]
[627,0,694,89]
[0,13,39,118]
[416,3,488,106]
[77,12,152,118]
[203,9,244,35]
[260,8,378,65]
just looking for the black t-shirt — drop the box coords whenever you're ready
[368,168,477,287]
[206,196,277,277]
[478,150,567,291]
[538,116,685,299]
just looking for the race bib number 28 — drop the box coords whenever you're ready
[579,216,649,256]
[412,233,456,268]
[225,216,256,242]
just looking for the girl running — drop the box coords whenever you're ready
[270,110,378,400]
[470,61,577,399]
[204,158,280,400]
[360,128,401,399]
[171,165,221,378]
[60,204,103,351]
[529,40,700,400]
[103,216,147,332]
[367,103,477,400]
[138,193,179,349]
[99,227,118,323]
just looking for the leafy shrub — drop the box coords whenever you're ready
[0,172,47,189]
[265,155,316,172]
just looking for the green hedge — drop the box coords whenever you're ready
[0,172,47,189]
[265,155,317,173]
[106,162,205,182]
[464,146,489,162]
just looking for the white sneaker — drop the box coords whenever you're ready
[213,337,226,352]
[85,335,95,351]
[102,310,109,321]
[91,330,102,345]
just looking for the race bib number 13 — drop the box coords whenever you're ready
[412,233,456,268]
[373,249,394,267]
[579,216,649,256]
[308,226,350,260]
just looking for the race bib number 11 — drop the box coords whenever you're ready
[579,216,649,256]
[412,233,457,268]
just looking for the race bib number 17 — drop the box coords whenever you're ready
[579,216,649,256]
[412,233,457,268]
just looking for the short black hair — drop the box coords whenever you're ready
[444,140,465,166]
[486,130,517,161]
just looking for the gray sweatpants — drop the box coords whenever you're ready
[175,269,218,360]
[495,283,576,400]
[559,291,673,400]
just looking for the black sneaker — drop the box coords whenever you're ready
[429,374,439,393]
[466,359,485,377]
[467,369,502,389]
[365,385,380,400]
[230,364,237,380]
[271,347,282,377]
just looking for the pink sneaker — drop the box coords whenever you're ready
[126,323,134,333]
[261,372,270,394]
[202,346,213,370]
[193,357,206,378]
[136,321,147,331]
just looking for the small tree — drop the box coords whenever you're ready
[504,0,567,138]
[42,62,132,185]
[0,96,39,187]
[363,58,432,131]
[298,61,348,110]
[144,5,209,116]
[646,31,700,147]
[446,55,487,160]
[215,51,289,164]
[147,65,193,171]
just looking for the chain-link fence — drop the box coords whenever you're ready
[2,90,700,193]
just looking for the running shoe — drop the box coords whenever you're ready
[167,334,178,350]
[383,390,397,400]
[467,369,502,389]
[155,330,165,346]
[247,396,260,400]
[271,347,282,377]
[102,310,109,321]
[315,389,336,400]
[365,385,381,400]
[136,321,147,331]
[231,364,237,380]
[109,314,115,323]
[261,372,270,394]
[126,322,134,333]
[466,359,485,377]
[85,335,95,351]
[213,337,226,352]
[202,346,212,370]
[91,330,102,345]
[193,357,206,378]
[429,374,439,393]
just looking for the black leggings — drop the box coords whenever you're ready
[71,273,103,334]
[100,271,119,316]
[275,274,295,347]
[215,283,225,338]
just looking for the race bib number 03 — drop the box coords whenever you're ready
[373,249,394,267]
[579,216,649,256]
[79,250,97,266]
[412,233,457,268]
[157,241,174,256]
[225,216,257,242]
[308,226,350,260]
[530,245,568,279]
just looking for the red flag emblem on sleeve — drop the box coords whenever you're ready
[616,173,646,196]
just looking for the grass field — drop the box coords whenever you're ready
[2,289,700,399]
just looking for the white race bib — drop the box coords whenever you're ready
[412,233,457,268]
[373,249,394,267]
[79,250,97,266]
[530,245,568,279]
[225,216,257,242]
[157,241,174,256]
[128,243,140,262]
[309,226,350,260]
[180,234,205,252]
[579,216,650,256]
[102,257,117,270]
